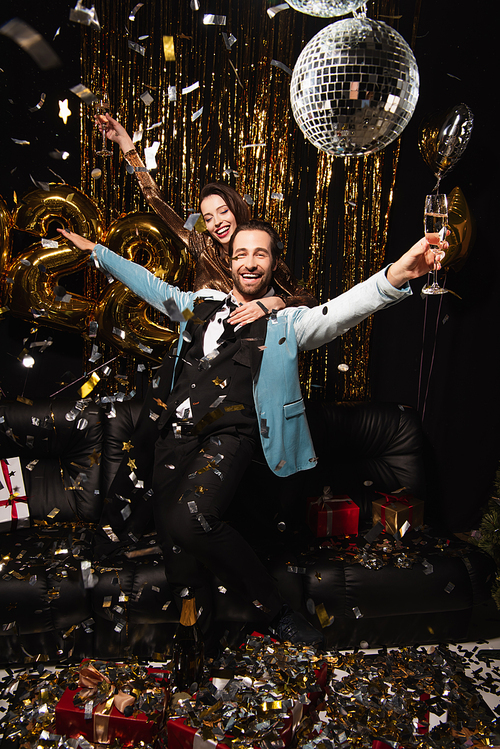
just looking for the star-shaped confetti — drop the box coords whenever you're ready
[153,398,168,410]
[122,440,134,452]
[58,99,71,124]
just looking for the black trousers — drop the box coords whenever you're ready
[152,426,283,633]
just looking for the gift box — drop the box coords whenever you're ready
[55,660,168,745]
[0,457,29,532]
[307,488,359,537]
[372,492,424,536]
[167,663,328,749]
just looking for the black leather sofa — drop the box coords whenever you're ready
[0,397,495,666]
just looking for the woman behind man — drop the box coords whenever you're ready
[97,114,317,322]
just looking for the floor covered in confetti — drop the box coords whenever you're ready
[1,634,499,749]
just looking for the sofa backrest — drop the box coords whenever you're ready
[0,399,104,524]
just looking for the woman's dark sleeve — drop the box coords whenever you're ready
[274,256,319,308]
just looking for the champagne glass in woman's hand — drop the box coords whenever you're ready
[422,193,448,295]
[94,94,113,156]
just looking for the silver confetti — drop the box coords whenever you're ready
[128,40,145,55]
[183,212,201,231]
[222,32,237,49]
[129,3,144,20]
[0,18,61,70]
[271,60,292,76]
[203,14,226,25]
[267,3,290,18]
[191,106,203,122]
[182,81,200,95]
[69,1,100,29]
[140,90,154,105]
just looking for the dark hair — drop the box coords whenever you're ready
[199,183,251,230]
[228,219,283,265]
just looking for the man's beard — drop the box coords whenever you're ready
[231,269,273,300]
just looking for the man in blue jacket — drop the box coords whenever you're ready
[59,220,442,646]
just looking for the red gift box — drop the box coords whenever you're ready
[307,490,359,537]
[0,457,29,532]
[167,663,328,749]
[55,661,168,745]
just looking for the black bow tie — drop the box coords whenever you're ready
[216,299,239,345]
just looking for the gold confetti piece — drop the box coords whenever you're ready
[79,372,100,398]
[69,83,98,104]
[224,404,244,411]
[47,507,60,519]
[315,602,334,628]
[127,457,137,471]
[88,449,101,466]
[163,35,175,61]
[16,395,33,405]
[153,397,168,410]
[212,377,227,387]
[122,441,133,452]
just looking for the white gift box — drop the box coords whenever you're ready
[0,457,30,532]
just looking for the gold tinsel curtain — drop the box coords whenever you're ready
[80,0,410,402]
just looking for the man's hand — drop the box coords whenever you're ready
[57,228,97,252]
[386,233,449,289]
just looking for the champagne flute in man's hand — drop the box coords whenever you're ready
[422,193,448,295]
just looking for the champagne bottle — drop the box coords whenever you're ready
[172,597,204,692]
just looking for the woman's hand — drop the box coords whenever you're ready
[95,113,135,153]
[228,296,285,326]
[57,228,97,252]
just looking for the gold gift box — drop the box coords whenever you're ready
[372,493,424,535]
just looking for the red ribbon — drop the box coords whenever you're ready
[0,459,28,531]
[376,492,413,529]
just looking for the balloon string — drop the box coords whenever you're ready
[49,355,119,398]
[417,279,446,422]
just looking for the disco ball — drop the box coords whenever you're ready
[286,0,366,18]
[290,17,419,157]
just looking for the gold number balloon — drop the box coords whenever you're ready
[0,195,13,305]
[95,211,189,361]
[442,186,475,272]
[7,184,103,333]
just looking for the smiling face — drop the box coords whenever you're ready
[200,194,238,249]
[230,229,277,303]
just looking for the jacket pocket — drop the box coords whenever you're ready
[283,399,305,419]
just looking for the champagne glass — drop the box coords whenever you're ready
[94,94,113,157]
[422,193,448,295]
